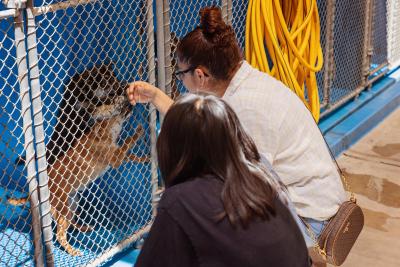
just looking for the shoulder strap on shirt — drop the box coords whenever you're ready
[317,127,356,203]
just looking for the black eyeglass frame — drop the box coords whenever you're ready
[174,66,196,80]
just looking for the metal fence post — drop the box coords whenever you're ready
[156,0,166,93]
[25,1,55,265]
[146,0,159,221]
[360,0,374,93]
[227,0,233,25]
[163,0,173,98]
[322,0,336,109]
[14,7,45,267]
[221,0,228,23]
[367,0,389,84]
[387,0,400,69]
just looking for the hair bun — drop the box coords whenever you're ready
[199,6,227,36]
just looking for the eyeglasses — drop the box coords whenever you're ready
[174,66,195,80]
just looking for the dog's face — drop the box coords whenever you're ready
[70,64,130,121]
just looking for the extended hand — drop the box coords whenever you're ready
[126,81,158,105]
[126,81,174,115]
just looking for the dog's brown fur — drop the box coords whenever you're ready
[9,105,148,255]
[9,64,149,256]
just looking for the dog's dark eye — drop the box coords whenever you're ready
[100,80,107,88]
[94,98,104,106]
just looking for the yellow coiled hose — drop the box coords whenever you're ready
[245,0,323,122]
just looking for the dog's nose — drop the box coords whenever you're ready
[116,84,127,96]
[115,95,129,107]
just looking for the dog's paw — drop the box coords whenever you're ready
[127,154,151,163]
[7,196,28,206]
[127,125,145,145]
[66,246,82,257]
[136,124,144,136]
[72,222,95,233]
[59,237,82,256]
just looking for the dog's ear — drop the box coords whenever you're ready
[79,68,91,80]
[94,60,113,71]
[101,60,114,69]
[68,69,91,98]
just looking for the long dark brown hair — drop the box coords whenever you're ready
[156,94,277,227]
[176,6,242,81]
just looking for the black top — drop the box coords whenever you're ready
[135,175,311,267]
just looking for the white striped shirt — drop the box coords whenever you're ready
[223,61,346,220]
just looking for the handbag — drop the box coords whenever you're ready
[304,138,364,266]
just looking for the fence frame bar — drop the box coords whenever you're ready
[146,0,160,222]
[0,9,17,19]
[163,0,173,98]
[32,0,96,16]
[26,1,55,265]
[14,7,45,267]
[155,0,166,94]
[322,0,336,108]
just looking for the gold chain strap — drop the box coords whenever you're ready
[316,122,357,203]
[303,129,358,259]
[340,174,356,203]
[302,218,327,260]
[302,173,357,260]
[302,169,357,259]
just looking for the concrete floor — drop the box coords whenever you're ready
[334,107,400,267]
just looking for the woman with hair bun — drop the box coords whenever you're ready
[134,94,311,267]
[128,6,346,255]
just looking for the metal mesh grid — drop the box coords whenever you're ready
[162,0,374,117]
[0,11,35,266]
[165,0,222,100]
[30,0,156,265]
[162,0,389,117]
[387,0,400,69]
[370,0,388,70]
[329,0,368,106]
[230,0,247,49]
[315,0,330,107]
[163,0,256,100]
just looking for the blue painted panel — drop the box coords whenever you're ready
[323,75,400,157]
[319,77,396,134]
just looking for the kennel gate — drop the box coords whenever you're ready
[0,0,391,266]
[0,0,158,265]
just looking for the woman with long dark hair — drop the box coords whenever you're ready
[127,6,346,251]
[134,94,310,267]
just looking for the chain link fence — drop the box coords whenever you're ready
[230,0,246,49]
[321,0,371,116]
[370,0,388,71]
[1,0,157,266]
[319,0,389,117]
[159,0,250,100]
[32,0,157,265]
[158,0,220,101]
[0,0,393,266]
[366,0,388,86]
[316,0,331,109]
[0,4,44,266]
[387,0,400,69]
[160,0,390,118]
